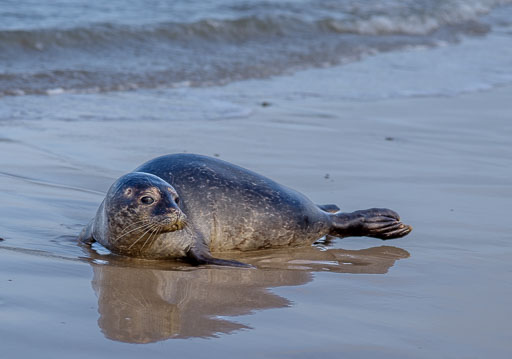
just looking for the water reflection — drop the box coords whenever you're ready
[87,245,409,343]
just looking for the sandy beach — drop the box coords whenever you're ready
[2,1,512,357]
[1,61,511,356]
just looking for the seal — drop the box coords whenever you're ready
[79,154,412,267]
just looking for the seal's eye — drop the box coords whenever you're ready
[140,196,155,205]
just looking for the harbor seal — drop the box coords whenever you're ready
[79,154,412,266]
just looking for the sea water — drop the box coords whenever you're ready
[1,0,512,98]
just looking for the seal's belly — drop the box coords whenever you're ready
[204,206,330,252]
[210,224,327,252]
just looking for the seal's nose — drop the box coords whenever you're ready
[153,193,179,214]
[160,217,173,225]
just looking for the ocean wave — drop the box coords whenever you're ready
[1,0,510,97]
[0,8,498,53]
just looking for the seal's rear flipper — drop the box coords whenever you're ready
[317,204,341,213]
[329,208,412,240]
[187,247,253,268]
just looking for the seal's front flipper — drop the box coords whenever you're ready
[329,208,412,240]
[189,254,253,268]
[187,245,252,268]
[78,221,96,245]
[318,204,341,213]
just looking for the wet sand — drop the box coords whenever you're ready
[1,72,511,357]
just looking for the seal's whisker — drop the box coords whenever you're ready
[114,222,153,243]
[139,229,152,253]
[148,227,162,248]
[140,225,160,252]
[114,221,154,243]
[114,220,149,239]
[151,228,162,247]
[126,224,155,250]
[116,219,151,235]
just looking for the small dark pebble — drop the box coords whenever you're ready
[261,101,271,107]
[0,237,4,241]
[8,279,12,282]
[385,137,394,141]
[450,209,454,212]
[213,153,220,157]
[324,173,330,179]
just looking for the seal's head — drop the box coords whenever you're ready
[104,172,186,255]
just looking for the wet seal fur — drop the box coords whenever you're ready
[79,154,412,267]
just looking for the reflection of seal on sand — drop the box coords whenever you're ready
[79,154,412,266]
[88,245,409,342]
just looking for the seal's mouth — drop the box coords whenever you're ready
[166,221,185,232]
[157,213,187,233]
